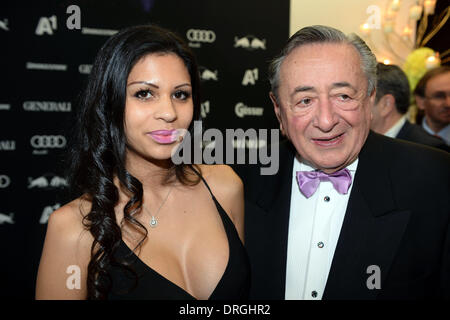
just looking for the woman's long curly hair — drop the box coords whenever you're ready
[67,24,202,299]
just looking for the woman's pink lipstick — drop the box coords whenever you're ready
[148,129,178,144]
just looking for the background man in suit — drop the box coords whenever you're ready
[235,25,450,300]
[371,63,448,152]
[414,66,450,146]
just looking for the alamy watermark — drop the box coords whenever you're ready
[66,265,81,290]
[171,121,280,175]
[366,265,381,290]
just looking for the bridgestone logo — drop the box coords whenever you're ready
[82,27,118,36]
[26,62,67,71]
[23,101,71,112]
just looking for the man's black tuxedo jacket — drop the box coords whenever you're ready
[234,131,450,300]
[396,120,449,153]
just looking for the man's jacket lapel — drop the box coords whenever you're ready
[323,132,411,299]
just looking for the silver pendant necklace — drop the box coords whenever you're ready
[143,187,173,228]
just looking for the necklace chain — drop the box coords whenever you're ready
[143,187,173,228]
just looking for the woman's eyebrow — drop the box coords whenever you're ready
[127,81,159,88]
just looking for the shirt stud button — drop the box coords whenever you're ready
[318,242,324,248]
[312,291,318,298]
[324,196,330,202]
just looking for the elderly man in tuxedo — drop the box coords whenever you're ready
[235,25,450,300]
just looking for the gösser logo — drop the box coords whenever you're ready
[186,29,216,43]
[30,135,66,149]
[235,102,264,118]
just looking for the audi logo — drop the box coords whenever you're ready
[30,135,66,149]
[78,64,92,74]
[0,175,10,188]
[186,29,216,43]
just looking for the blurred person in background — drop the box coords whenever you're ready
[414,66,450,146]
[371,63,448,152]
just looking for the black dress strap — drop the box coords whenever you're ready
[189,165,215,198]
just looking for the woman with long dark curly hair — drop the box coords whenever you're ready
[35,24,250,300]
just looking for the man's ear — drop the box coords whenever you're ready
[380,94,396,117]
[369,87,377,103]
[415,94,426,111]
[269,92,284,135]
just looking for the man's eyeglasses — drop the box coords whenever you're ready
[425,91,450,102]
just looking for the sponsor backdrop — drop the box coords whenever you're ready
[0,0,289,298]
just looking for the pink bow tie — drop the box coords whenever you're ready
[296,168,352,198]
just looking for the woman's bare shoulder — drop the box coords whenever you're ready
[36,196,93,299]
[197,164,244,218]
[198,164,243,191]
[47,196,93,245]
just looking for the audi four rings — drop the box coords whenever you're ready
[186,29,216,43]
[0,175,11,188]
[30,135,67,148]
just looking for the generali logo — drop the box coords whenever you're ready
[23,101,71,112]
[0,140,16,151]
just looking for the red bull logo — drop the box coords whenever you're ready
[28,174,68,189]
[200,68,219,81]
[0,19,9,31]
[234,35,266,50]
[0,213,14,225]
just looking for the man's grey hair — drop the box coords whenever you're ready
[268,25,377,100]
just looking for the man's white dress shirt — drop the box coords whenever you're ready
[384,115,406,138]
[285,156,358,300]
